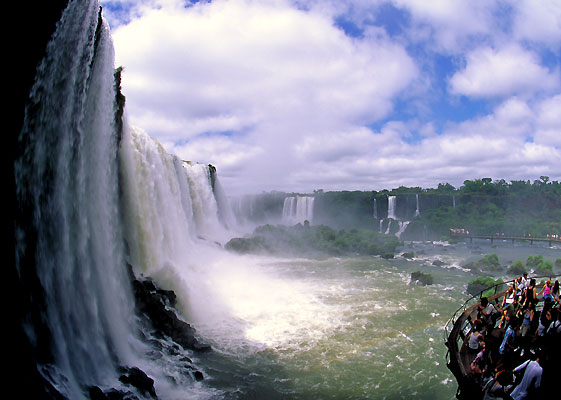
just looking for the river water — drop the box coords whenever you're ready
[170,240,560,400]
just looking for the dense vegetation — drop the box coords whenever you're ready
[225,223,400,258]
[310,177,561,240]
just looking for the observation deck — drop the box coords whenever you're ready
[443,274,561,399]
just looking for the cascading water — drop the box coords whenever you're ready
[282,196,315,225]
[14,1,235,398]
[415,193,420,217]
[14,1,137,397]
[387,195,397,220]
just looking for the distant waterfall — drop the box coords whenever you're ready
[452,195,456,209]
[387,195,397,219]
[415,194,420,217]
[373,198,378,220]
[283,196,314,225]
[14,1,137,396]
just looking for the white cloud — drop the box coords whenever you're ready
[449,44,559,98]
[534,94,561,147]
[512,0,561,48]
[104,0,561,194]
[111,0,418,193]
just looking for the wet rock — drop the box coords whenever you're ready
[410,271,433,286]
[119,367,157,398]
[127,264,211,352]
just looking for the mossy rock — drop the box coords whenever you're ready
[410,271,433,286]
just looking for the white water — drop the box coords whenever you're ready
[415,193,421,217]
[282,196,315,225]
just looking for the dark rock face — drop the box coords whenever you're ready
[119,367,157,398]
[128,264,211,353]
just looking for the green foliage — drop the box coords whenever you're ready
[467,276,504,297]
[508,260,526,275]
[536,259,554,275]
[465,253,502,272]
[410,271,433,285]
[480,254,500,269]
[556,258,561,269]
[526,255,544,267]
[225,224,400,258]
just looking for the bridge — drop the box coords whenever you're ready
[450,231,561,246]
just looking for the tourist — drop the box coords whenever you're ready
[537,280,553,304]
[467,324,485,353]
[519,305,535,338]
[501,286,516,308]
[509,355,543,400]
[498,318,518,360]
[478,297,498,332]
[481,369,512,400]
[536,308,552,340]
[551,280,559,304]
[514,276,524,299]
[523,279,536,308]
[499,295,519,329]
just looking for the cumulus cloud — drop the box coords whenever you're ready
[449,44,560,98]
[103,0,561,194]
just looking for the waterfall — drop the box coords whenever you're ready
[373,198,378,220]
[14,1,137,396]
[387,195,397,219]
[282,196,315,225]
[14,1,235,397]
[453,195,456,209]
[415,194,420,217]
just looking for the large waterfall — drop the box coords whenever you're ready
[15,1,137,396]
[14,1,233,398]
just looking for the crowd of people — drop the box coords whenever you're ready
[462,273,561,399]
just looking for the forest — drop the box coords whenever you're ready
[310,177,561,240]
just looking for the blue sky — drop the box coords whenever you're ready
[101,0,561,195]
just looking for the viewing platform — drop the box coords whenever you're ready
[443,274,561,399]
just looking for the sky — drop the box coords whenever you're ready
[101,0,561,195]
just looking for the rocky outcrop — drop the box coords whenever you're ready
[127,264,211,353]
[410,271,434,286]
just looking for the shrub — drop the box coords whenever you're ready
[508,260,526,275]
[467,276,504,297]
[535,259,554,275]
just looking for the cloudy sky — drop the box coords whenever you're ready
[101,0,561,195]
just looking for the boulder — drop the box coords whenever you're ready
[119,367,156,398]
[410,271,433,286]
